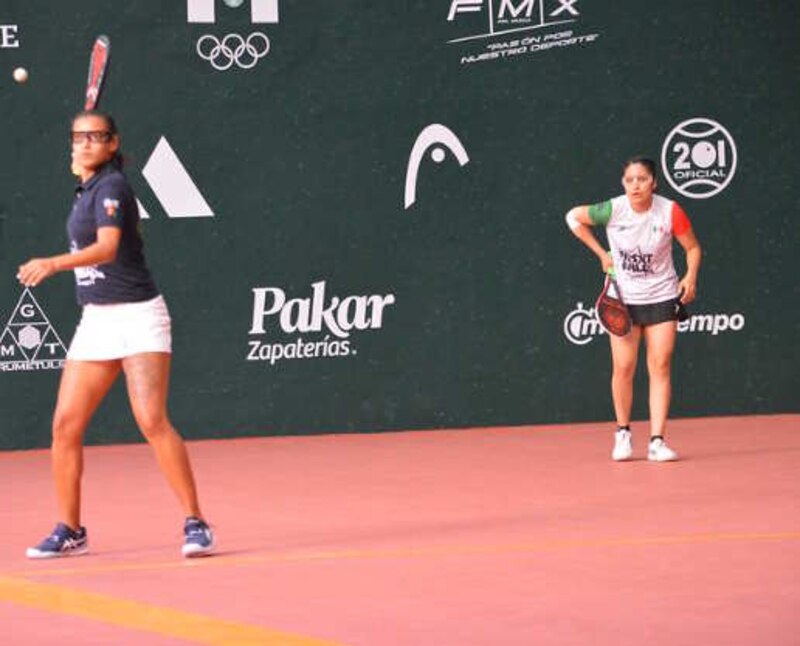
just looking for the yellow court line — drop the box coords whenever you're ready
[10,530,800,579]
[0,575,347,646]
[2,532,797,643]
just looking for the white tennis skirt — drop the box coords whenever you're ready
[67,295,172,361]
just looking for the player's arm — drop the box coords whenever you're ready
[676,229,701,304]
[671,202,701,304]
[565,204,614,274]
[17,227,121,288]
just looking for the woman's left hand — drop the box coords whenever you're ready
[678,276,697,304]
[17,258,58,288]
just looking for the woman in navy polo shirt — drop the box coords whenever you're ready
[18,111,214,559]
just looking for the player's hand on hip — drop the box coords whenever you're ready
[17,258,57,288]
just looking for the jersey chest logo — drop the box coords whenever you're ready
[619,247,654,274]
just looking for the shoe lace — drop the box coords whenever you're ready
[185,519,208,537]
[45,524,73,546]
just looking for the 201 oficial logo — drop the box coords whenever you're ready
[247,281,396,365]
[661,117,737,199]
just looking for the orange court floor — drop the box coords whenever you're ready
[1,414,798,645]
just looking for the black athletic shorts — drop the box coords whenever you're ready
[627,298,688,327]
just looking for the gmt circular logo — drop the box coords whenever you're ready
[661,118,737,199]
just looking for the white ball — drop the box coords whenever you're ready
[13,67,28,83]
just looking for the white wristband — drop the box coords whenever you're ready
[565,209,581,231]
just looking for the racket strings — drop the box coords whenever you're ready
[597,297,631,336]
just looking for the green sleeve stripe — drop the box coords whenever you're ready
[587,200,612,226]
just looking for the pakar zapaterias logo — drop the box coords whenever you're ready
[247,280,396,365]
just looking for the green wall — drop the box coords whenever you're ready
[1,1,798,449]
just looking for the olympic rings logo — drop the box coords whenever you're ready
[196,32,271,71]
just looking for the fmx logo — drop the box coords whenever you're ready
[0,289,67,372]
[137,137,214,219]
[447,0,580,43]
[187,0,279,71]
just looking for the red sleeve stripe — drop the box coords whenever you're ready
[671,202,692,236]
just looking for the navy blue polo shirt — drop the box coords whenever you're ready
[67,163,159,305]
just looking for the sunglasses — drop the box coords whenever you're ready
[70,130,113,144]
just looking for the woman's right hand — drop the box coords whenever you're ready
[600,252,615,276]
[17,257,58,287]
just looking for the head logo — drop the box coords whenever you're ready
[0,289,67,372]
[404,124,470,209]
[661,117,737,199]
[187,0,278,71]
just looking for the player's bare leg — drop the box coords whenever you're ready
[52,359,121,529]
[609,326,642,427]
[122,352,202,519]
[643,321,677,437]
[123,352,214,556]
[643,321,679,461]
[608,327,641,460]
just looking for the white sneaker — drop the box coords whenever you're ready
[648,437,678,462]
[612,428,633,461]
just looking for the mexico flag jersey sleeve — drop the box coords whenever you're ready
[587,194,692,305]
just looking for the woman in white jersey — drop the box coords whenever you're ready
[565,157,701,462]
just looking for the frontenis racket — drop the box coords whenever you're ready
[73,35,111,176]
[84,35,111,110]
[595,273,632,337]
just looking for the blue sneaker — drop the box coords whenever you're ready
[26,522,88,559]
[182,517,214,557]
